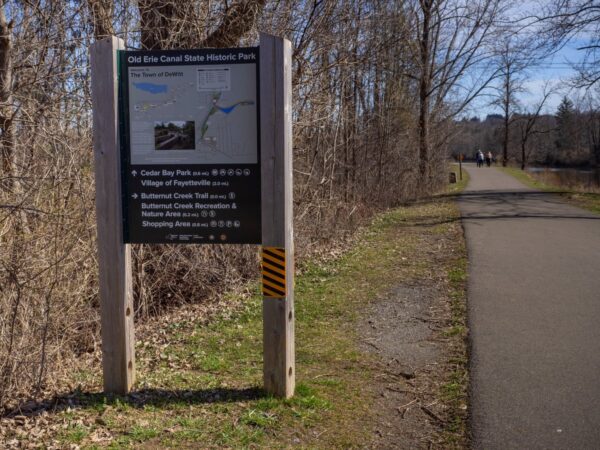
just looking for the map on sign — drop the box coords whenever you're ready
[127,64,257,165]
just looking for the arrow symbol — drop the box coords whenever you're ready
[131,193,138,199]
[131,170,137,176]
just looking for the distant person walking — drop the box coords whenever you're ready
[485,151,492,167]
[476,150,485,168]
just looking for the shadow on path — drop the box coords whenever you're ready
[398,191,600,228]
[459,191,600,220]
[3,387,265,418]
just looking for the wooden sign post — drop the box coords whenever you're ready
[259,33,295,398]
[90,36,135,395]
[90,33,294,398]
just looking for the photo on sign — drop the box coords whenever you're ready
[154,120,196,150]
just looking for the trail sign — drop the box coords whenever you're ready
[118,48,261,244]
[91,34,294,399]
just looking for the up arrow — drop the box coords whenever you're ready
[131,170,137,176]
[131,193,138,199]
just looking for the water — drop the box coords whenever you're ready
[526,167,600,192]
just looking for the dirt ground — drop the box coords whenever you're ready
[360,209,469,449]
[0,197,468,449]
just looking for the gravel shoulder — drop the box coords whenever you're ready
[360,195,469,449]
[0,180,469,449]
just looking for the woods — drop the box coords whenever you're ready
[451,94,600,168]
[0,0,597,411]
[0,0,442,410]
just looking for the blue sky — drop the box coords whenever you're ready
[519,39,588,112]
[468,39,588,120]
[464,0,595,120]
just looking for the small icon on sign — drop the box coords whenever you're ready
[227,169,234,176]
[234,220,240,228]
[210,220,217,227]
[209,234,215,241]
[211,169,218,176]
[243,169,250,176]
[209,210,216,218]
[131,170,137,176]
[228,192,236,199]
[235,169,242,176]
[220,234,227,241]
[226,221,232,228]
[218,220,225,227]
[131,193,138,199]
[219,169,226,176]
[201,210,208,217]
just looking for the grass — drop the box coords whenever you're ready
[439,164,470,445]
[442,254,469,443]
[500,166,600,214]
[9,180,469,449]
[61,424,89,444]
[448,163,470,195]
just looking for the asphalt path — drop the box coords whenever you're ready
[458,164,600,449]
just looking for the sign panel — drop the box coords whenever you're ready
[118,48,261,243]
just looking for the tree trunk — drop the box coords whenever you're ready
[0,6,13,187]
[502,70,510,167]
[418,0,432,187]
[200,0,266,48]
[88,0,114,39]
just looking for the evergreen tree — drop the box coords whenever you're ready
[555,96,576,162]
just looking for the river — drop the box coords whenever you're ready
[525,167,600,192]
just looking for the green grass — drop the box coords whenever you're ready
[449,163,470,195]
[501,166,600,214]
[441,249,469,446]
[500,166,562,191]
[23,185,469,449]
[61,424,89,444]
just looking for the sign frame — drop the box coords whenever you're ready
[90,33,294,399]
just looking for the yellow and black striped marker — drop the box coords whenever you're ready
[262,247,286,298]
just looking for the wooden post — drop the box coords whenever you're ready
[459,153,463,180]
[260,33,295,398]
[90,37,135,394]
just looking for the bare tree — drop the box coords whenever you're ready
[515,86,553,169]
[200,0,266,47]
[490,34,544,166]
[0,0,506,409]
[137,0,266,50]
[405,0,506,190]
[0,4,13,184]
[539,0,600,88]
[88,0,114,39]
[580,91,600,168]
[589,108,600,168]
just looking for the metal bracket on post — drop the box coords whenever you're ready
[260,32,295,398]
[90,36,135,395]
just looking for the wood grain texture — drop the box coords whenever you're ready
[90,36,135,394]
[260,33,295,398]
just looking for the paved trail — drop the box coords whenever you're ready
[458,165,600,449]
